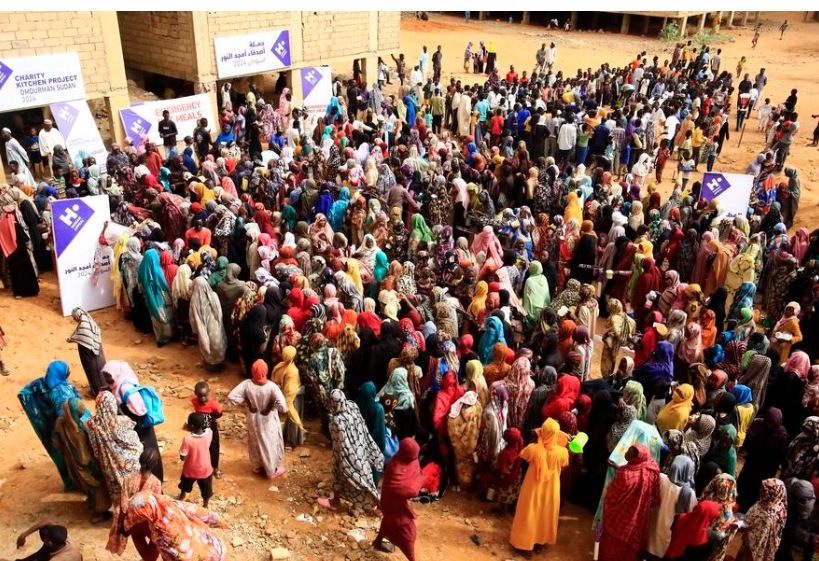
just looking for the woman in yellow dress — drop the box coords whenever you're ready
[509,418,570,551]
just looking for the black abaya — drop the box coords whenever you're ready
[7,222,39,297]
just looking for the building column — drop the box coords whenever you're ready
[591,12,600,29]
[755,11,761,23]
[289,69,303,109]
[478,12,485,21]
[662,17,668,28]
[105,93,131,148]
[642,16,650,35]
[679,17,688,38]
[726,11,735,28]
[620,14,630,34]
[742,11,750,26]
[522,11,530,24]
[699,13,707,31]
[570,11,578,29]
[362,56,379,88]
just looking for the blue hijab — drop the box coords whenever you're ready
[478,316,506,365]
[356,381,386,453]
[373,251,389,282]
[728,282,756,321]
[137,249,171,319]
[182,147,197,174]
[329,187,350,231]
[731,384,753,406]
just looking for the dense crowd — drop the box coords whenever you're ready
[4,35,819,561]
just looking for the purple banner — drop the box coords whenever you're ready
[301,68,323,101]
[0,60,12,92]
[120,108,152,147]
[50,102,80,138]
[52,199,95,258]
[271,30,291,67]
[701,172,731,202]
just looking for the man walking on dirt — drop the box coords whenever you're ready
[432,46,443,84]
[534,43,547,76]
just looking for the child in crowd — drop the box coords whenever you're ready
[179,412,214,507]
[654,139,671,183]
[674,150,695,188]
[117,449,163,560]
[191,381,223,478]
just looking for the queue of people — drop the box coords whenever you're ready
[5,35,819,561]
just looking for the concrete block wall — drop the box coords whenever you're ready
[0,11,125,99]
[300,11,373,61]
[377,11,401,52]
[117,11,198,82]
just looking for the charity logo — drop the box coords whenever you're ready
[53,199,94,258]
[51,102,79,138]
[271,31,291,67]
[120,108,152,145]
[301,68,323,100]
[0,60,12,92]
[702,173,731,200]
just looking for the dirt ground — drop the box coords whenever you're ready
[1,11,818,561]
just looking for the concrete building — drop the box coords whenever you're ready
[0,10,400,177]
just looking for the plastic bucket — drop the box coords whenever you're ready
[569,432,589,454]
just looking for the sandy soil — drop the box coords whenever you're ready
[1,11,818,561]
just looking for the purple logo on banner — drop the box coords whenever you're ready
[53,199,95,258]
[301,68,323,101]
[120,109,151,147]
[50,102,79,138]
[701,172,731,201]
[271,30,291,67]
[0,60,12,92]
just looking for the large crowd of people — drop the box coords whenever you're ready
[4,28,819,561]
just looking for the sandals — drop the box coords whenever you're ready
[374,540,395,553]
[268,466,286,479]
[317,497,337,511]
[214,469,223,479]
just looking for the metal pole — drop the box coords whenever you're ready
[737,119,747,148]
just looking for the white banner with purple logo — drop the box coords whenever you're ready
[701,172,754,218]
[119,94,215,149]
[300,67,332,119]
[214,30,292,79]
[0,52,85,112]
[52,195,123,316]
[49,100,108,172]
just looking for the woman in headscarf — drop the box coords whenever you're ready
[377,367,416,431]
[227,359,288,478]
[17,361,82,491]
[633,341,675,400]
[189,276,228,371]
[123,491,227,561]
[52,398,112,522]
[647,454,697,558]
[664,499,722,561]
[319,389,384,513]
[599,444,661,561]
[505,357,535,431]
[85,389,143,520]
[782,416,819,483]
[137,249,175,346]
[656,384,695,435]
[522,261,550,330]
[476,380,508,469]
[769,301,803,362]
[239,305,269,378]
[736,408,790,512]
[335,270,364,313]
[0,200,39,298]
[356,381,386,455]
[735,478,787,561]
[66,307,106,396]
[664,428,701,476]
[601,299,636,378]
[542,374,581,423]
[270,346,306,448]
[509,418,570,551]
[483,343,512,385]
[372,436,425,561]
[101,361,164,482]
[478,316,506,365]
[447,390,483,490]
[634,257,663,329]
